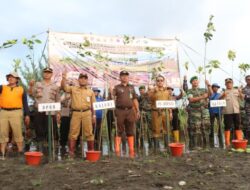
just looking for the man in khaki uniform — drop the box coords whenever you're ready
[28,67,61,152]
[61,72,96,158]
[112,70,140,158]
[148,75,172,150]
[0,72,30,159]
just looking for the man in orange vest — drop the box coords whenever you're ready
[0,72,30,160]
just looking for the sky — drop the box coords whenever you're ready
[1,0,250,88]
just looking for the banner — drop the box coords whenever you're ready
[48,31,181,88]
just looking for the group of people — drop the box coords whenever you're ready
[0,67,250,161]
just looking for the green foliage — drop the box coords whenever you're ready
[228,50,236,61]
[238,63,250,75]
[0,39,18,49]
[196,66,204,74]
[145,47,165,58]
[184,61,189,71]
[206,60,221,74]
[204,15,216,43]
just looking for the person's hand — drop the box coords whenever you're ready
[56,113,61,124]
[62,70,67,80]
[24,116,30,126]
[29,80,35,87]
[205,80,210,86]
[238,85,243,93]
[169,112,173,121]
[92,115,96,125]
[137,111,141,120]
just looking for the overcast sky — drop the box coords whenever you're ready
[1,0,250,87]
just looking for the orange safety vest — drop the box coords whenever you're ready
[0,85,24,108]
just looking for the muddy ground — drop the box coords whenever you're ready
[0,149,250,190]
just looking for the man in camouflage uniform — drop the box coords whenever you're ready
[136,85,153,149]
[187,76,210,150]
[242,75,250,142]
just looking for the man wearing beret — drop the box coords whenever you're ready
[0,72,30,160]
[112,70,140,158]
[28,67,61,153]
[242,75,250,143]
[61,72,96,158]
[186,76,210,150]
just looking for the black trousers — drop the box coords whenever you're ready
[34,112,58,142]
[224,114,241,131]
[60,116,71,146]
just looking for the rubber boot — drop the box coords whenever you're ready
[164,135,169,148]
[87,141,94,151]
[153,137,160,153]
[127,136,135,158]
[114,136,121,156]
[224,130,231,147]
[173,130,179,143]
[235,130,243,140]
[203,131,210,149]
[69,140,76,158]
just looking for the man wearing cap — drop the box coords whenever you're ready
[112,70,140,158]
[136,85,152,149]
[220,78,244,147]
[207,82,223,148]
[92,88,104,150]
[148,75,172,151]
[0,72,30,159]
[167,86,184,143]
[28,67,61,152]
[186,76,210,150]
[61,72,96,158]
[242,75,250,142]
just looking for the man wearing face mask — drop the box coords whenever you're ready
[61,72,96,158]
[0,72,30,160]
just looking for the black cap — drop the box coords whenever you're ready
[120,70,129,76]
[43,67,53,73]
[92,87,100,92]
[78,73,88,79]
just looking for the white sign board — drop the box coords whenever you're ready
[93,100,115,110]
[210,100,227,107]
[38,103,61,112]
[156,100,176,108]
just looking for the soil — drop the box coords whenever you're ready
[0,149,250,190]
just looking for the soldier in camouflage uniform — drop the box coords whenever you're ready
[242,75,250,142]
[136,85,153,149]
[187,76,210,150]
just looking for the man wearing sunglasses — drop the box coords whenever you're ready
[220,78,244,148]
[242,75,250,143]
[187,76,210,150]
[148,75,172,151]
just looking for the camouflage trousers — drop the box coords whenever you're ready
[188,109,210,149]
[136,111,153,148]
[243,112,250,142]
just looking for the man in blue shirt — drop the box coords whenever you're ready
[93,88,104,150]
[208,83,223,148]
